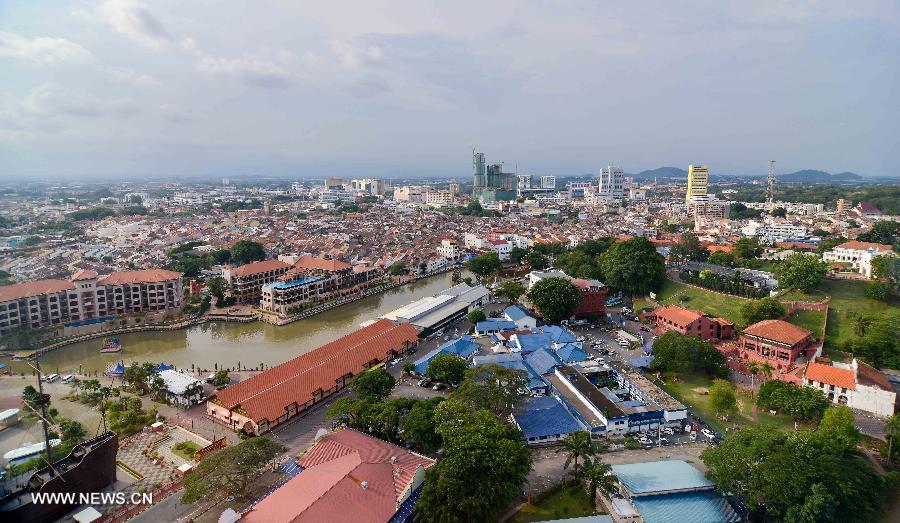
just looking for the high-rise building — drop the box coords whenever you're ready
[685,164,709,202]
[448,182,459,196]
[836,198,850,212]
[325,177,345,190]
[472,150,515,201]
[516,174,532,196]
[472,150,486,196]
[597,165,624,199]
[540,175,556,189]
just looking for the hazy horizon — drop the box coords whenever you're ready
[2,1,898,179]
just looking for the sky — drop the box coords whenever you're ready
[1,0,898,179]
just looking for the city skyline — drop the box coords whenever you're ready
[2,1,898,178]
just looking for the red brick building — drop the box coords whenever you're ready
[644,305,734,341]
[738,319,814,372]
[569,278,608,318]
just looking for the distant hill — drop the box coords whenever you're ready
[633,166,688,180]
[777,169,862,183]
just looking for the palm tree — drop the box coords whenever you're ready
[584,459,617,503]
[886,413,900,464]
[759,361,774,382]
[557,431,599,479]
[745,361,761,391]
[852,313,872,337]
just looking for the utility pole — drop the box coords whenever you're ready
[25,359,56,476]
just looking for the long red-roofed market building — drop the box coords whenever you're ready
[242,428,435,523]
[207,319,419,435]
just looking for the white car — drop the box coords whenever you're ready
[701,428,716,439]
[661,427,675,436]
[637,437,653,445]
[389,358,401,366]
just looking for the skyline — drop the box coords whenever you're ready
[1,1,899,178]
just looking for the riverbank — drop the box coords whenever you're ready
[5,271,464,375]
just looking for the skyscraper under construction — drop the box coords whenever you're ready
[472,149,516,201]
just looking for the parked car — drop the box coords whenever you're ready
[206,374,216,383]
[689,431,698,442]
[658,437,670,445]
[43,373,60,383]
[638,436,653,445]
[61,374,74,384]
[661,427,675,436]
[701,428,716,439]
[432,383,446,391]
[389,358,401,366]
[418,379,432,387]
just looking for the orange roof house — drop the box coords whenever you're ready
[739,319,814,373]
[242,429,435,523]
[646,305,734,341]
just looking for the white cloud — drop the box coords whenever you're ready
[0,31,93,66]
[109,67,159,86]
[331,40,384,70]
[182,38,295,88]
[20,83,136,119]
[97,0,169,49]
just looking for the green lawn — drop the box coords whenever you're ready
[785,309,825,340]
[655,374,799,433]
[512,484,598,523]
[634,279,746,324]
[778,279,900,352]
[171,441,202,461]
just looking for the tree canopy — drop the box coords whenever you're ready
[708,379,737,419]
[669,233,709,263]
[466,309,486,325]
[740,297,786,327]
[230,240,266,265]
[756,380,829,421]
[701,425,887,522]
[775,253,827,292]
[426,354,467,383]
[599,237,665,294]
[349,368,396,401]
[467,252,502,278]
[648,331,729,378]
[182,437,284,502]
[525,250,549,270]
[527,277,582,324]
[453,364,527,416]
[415,401,531,523]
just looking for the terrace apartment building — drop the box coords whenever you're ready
[259,256,381,316]
[822,240,894,278]
[222,259,290,304]
[642,305,734,341]
[436,239,463,261]
[738,319,816,373]
[0,268,183,335]
[207,319,419,435]
[804,359,896,417]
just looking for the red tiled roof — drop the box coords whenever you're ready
[72,269,99,281]
[805,362,855,390]
[654,306,702,327]
[98,269,182,285]
[855,360,892,392]
[243,429,434,523]
[293,255,352,272]
[835,241,892,252]
[742,320,811,346]
[0,279,74,302]
[231,259,289,277]
[213,319,419,423]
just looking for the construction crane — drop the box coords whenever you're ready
[766,160,776,206]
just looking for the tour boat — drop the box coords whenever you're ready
[99,337,122,353]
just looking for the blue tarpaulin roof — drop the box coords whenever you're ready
[475,320,517,333]
[632,491,740,523]
[556,343,589,363]
[612,460,713,496]
[513,396,584,440]
[413,336,480,375]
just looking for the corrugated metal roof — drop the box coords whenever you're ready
[632,491,740,523]
[612,460,713,496]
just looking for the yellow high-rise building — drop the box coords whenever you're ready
[686,164,709,202]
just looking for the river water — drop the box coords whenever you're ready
[15,273,460,375]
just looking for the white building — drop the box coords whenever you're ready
[597,165,625,200]
[822,241,893,278]
[741,220,809,242]
[394,186,428,203]
[804,359,896,417]
[319,189,355,204]
[540,175,556,189]
[155,369,204,407]
[437,239,463,261]
[425,190,453,208]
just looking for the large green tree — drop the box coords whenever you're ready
[756,380,829,421]
[467,253,502,279]
[525,250,549,270]
[775,253,827,292]
[599,237,665,294]
[416,402,532,523]
[453,364,527,416]
[648,331,729,378]
[701,425,886,522]
[206,276,228,300]
[527,277,582,324]
[556,431,599,480]
[401,397,445,453]
[740,297,786,326]
[669,233,708,263]
[426,354,467,383]
[230,240,266,265]
[182,437,284,502]
[349,368,396,402]
[733,237,762,260]
[856,220,899,247]
[817,407,860,450]
[708,379,737,419]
